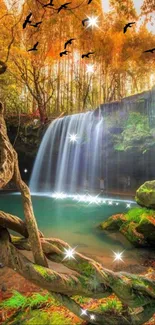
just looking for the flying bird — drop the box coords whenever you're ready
[82,52,94,58]
[23,13,32,29]
[64,38,75,49]
[82,18,89,26]
[30,21,42,27]
[88,0,93,3]
[143,48,155,53]
[43,0,54,7]
[57,2,71,13]
[28,42,39,52]
[123,22,135,33]
[60,50,70,57]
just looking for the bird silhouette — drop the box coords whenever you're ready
[143,48,155,53]
[30,21,42,27]
[82,18,89,26]
[28,42,39,52]
[60,50,70,57]
[43,0,54,7]
[123,22,135,33]
[82,52,94,58]
[57,2,71,13]
[23,13,32,29]
[64,38,75,49]
[88,0,93,3]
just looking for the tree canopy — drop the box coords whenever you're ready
[0,0,155,120]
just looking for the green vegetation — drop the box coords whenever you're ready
[0,291,27,309]
[136,180,155,209]
[125,207,154,223]
[113,112,154,153]
[100,207,155,247]
[3,310,72,325]
[100,298,123,314]
[0,291,70,325]
[0,291,59,311]
[23,311,72,325]
[73,295,91,304]
[33,264,57,282]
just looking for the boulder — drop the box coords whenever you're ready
[100,207,155,247]
[136,180,155,209]
[100,214,126,231]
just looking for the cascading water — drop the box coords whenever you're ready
[30,110,105,194]
[30,88,155,194]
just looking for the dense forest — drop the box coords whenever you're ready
[0,0,155,122]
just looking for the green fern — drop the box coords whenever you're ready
[0,291,27,309]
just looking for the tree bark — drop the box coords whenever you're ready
[0,102,47,267]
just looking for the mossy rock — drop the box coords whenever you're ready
[100,207,155,247]
[100,214,127,231]
[136,180,155,209]
[120,222,146,247]
[137,216,155,245]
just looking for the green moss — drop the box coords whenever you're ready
[65,259,95,277]
[33,265,57,282]
[75,261,95,277]
[125,207,154,223]
[100,214,126,231]
[99,298,123,313]
[100,206,155,247]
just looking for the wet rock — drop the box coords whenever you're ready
[137,216,155,245]
[136,180,155,209]
[100,207,155,247]
[100,214,127,231]
[0,262,4,268]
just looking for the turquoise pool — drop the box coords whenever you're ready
[0,193,149,270]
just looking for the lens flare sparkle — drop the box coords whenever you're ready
[87,16,99,28]
[63,247,77,260]
[69,133,78,143]
[113,251,124,262]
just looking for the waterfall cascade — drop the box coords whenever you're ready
[30,110,105,194]
[30,88,155,194]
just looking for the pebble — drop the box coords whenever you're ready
[1,284,7,292]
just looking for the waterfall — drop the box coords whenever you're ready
[30,110,105,194]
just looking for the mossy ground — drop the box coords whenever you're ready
[1,289,155,325]
[0,290,130,325]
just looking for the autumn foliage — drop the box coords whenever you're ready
[0,0,155,120]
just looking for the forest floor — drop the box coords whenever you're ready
[0,252,155,325]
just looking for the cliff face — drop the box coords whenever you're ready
[6,116,48,181]
[5,87,155,188]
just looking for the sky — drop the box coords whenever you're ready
[4,0,25,11]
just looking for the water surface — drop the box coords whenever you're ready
[0,193,149,270]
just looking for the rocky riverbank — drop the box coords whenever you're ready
[100,181,155,247]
